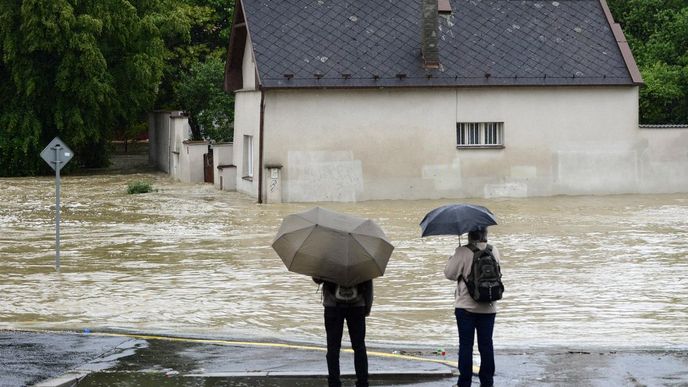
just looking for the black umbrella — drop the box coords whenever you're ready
[420,204,497,237]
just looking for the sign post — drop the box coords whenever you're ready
[40,137,74,272]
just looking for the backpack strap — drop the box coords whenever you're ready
[459,243,489,284]
[466,243,480,253]
[458,244,477,284]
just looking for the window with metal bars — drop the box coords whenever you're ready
[456,122,504,148]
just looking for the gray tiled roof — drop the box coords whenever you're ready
[240,0,636,88]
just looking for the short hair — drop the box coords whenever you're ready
[468,228,488,242]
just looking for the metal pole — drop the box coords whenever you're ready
[54,145,61,272]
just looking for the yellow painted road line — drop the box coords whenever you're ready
[97,332,460,367]
[8,328,481,374]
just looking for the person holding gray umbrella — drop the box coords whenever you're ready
[272,207,394,387]
[312,277,373,387]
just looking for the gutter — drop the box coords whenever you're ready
[598,0,643,85]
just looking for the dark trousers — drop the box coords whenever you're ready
[455,308,496,387]
[324,306,368,387]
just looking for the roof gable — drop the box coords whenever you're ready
[227,0,640,90]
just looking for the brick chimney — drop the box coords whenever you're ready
[421,0,440,68]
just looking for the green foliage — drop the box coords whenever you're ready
[0,0,181,176]
[175,57,234,142]
[639,62,687,124]
[127,180,154,194]
[154,0,234,112]
[608,0,688,124]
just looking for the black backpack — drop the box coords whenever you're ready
[334,284,362,303]
[323,282,363,304]
[460,244,504,303]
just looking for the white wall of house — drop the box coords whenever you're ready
[454,86,642,197]
[242,35,257,90]
[230,37,262,197]
[250,86,674,202]
[233,90,262,197]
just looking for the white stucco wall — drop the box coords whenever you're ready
[255,86,656,202]
[242,35,257,90]
[637,128,688,193]
[228,34,263,197]
[177,141,208,184]
[454,87,641,197]
[232,90,262,197]
[148,111,192,175]
[213,143,236,191]
[149,111,186,173]
[168,115,193,181]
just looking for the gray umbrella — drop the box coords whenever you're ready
[271,207,394,287]
[420,204,498,237]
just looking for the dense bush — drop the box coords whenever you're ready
[127,181,154,194]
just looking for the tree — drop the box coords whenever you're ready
[0,0,182,176]
[154,0,234,111]
[608,0,688,124]
[154,0,234,141]
[175,56,234,142]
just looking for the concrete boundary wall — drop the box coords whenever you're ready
[148,111,208,183]
[213,143,237,191]
[178,141,208,183]
[149,111,191,174]
[638,126,688,193]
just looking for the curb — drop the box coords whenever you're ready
[33,371,89,387]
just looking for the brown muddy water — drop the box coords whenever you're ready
[1,173,687,350]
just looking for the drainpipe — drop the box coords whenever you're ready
[258,89,265,203]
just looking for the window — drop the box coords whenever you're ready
[243,135,253,178]
[457,122,504,148]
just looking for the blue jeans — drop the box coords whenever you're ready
[324,306,368,387]
[455,308,496,387]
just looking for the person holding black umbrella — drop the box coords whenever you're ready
[312,277,373,387]
[444,227,502,387]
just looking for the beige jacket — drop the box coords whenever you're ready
[444,242,501,314]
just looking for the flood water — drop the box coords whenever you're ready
[1,172,687,350]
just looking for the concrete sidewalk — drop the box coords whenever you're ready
[2,330,687,386]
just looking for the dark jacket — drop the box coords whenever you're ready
[313,278,374,316]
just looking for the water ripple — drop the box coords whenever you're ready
[1,175,687,349]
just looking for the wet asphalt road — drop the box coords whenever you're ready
[2,330,688,387]
[0,330,141,387]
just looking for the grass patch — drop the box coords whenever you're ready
[127,180,154,194]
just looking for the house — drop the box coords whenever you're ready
[224,0,687,203]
